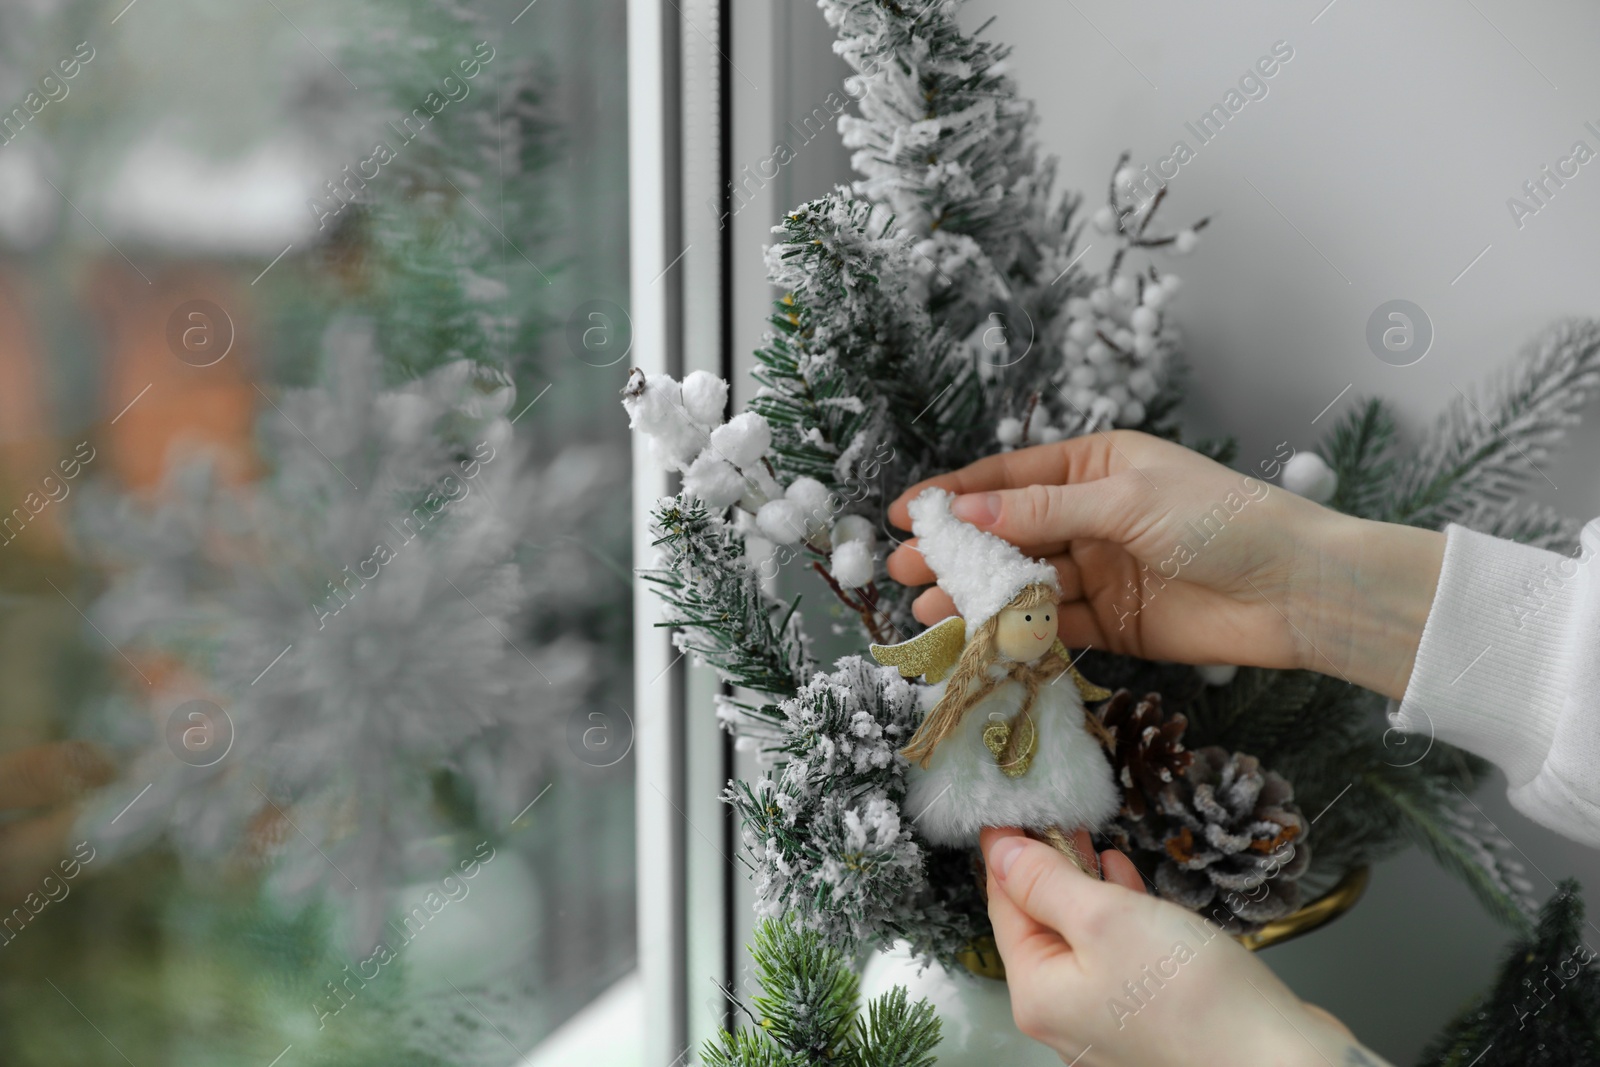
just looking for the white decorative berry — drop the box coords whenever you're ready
[1117,399,1146,427]
[1037,424,1064,443]
[681,452,746,508]
[1066,318,1096,345]
[1281,451,1338,503]
[1127,368,1159,401]
[1132,333,1158,358]
[1091,204,1118,233]
[621,370,702,469]
[1067,364,1097,389]
[756,498,808,544]
[996,416,1023,447]
[1110,274,1137,302]
[1130,306,1159,335]
[785,476,836,535]
[1174,229,1199,255]
[1160,272,1182,293]
[830,539,875,589]
[709,411,771,469]
[1196,663,1238,686]
[1141,285,1168,310]
[1089,286,1114,314]
[1086,340,1113,364]
[679,370,729,426]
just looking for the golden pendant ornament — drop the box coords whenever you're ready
[982,711,1037,778]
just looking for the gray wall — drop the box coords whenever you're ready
[747,0,1600,1061]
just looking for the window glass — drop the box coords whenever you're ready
[0,1,633,1061]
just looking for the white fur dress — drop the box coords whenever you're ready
[904,664,1121,848]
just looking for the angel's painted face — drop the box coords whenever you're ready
[994,603,1058,662]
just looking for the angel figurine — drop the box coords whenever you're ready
[872,487,1120,866]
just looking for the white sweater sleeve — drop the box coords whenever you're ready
[1391,519,1600,847]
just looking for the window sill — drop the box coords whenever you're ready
[523,971,642,1067]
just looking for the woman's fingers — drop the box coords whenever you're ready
[909,585,959,626]
[942,474,1158,555]
[1100,848,1148,894]
[1055,601,1109,652]
[888,434,1138,530]
[886,538,1072,586]
[911,587,1109,652]
[983,826,1122,946]
[981,827,1073,973]
[894,548,1082,612]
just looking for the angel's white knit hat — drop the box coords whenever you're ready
[907,487,1059,629]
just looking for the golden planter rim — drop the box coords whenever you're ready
[957,865,1371,981]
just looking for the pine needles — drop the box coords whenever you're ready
[1390,318,1600,531]
[646,497,812,707]
[704,922,941,1067]
[1419,880,1600,1066]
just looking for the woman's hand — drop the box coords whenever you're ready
[981,826,1391,1067]
[887,431,1445,700]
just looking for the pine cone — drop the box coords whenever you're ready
[1111,745,1311,929]
[1097,689,1192,819]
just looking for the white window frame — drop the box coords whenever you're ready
[603,3,852,1063]
[626,0,742,1062]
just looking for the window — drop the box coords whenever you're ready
[0,1,633,1062]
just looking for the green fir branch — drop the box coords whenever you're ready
[1323,397,1400,520]
[1419,879,1600,1066]
[1183,667,1323,757]
[754,198,988,492]
[703,921,939,1067]
[645,497,812,707]
[856,986,942,1067]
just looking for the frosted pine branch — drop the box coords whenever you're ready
[1392,318,1600,528]
[755,197,985,489]
[646,497,813,706]
[821,0,1198,446]
[727,656,982,961]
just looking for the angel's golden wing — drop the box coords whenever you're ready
[870,615,966,684]
[1051,639,1113,703]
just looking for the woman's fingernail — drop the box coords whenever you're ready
[952,492,999,525]
[989,836,1026,879]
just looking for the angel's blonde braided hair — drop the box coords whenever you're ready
[900,582,1064,769]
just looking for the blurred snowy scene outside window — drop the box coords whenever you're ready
[0,1,634,1064]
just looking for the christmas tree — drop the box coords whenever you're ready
[622,0,1600,1057]
[1419,880,1600,1066]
